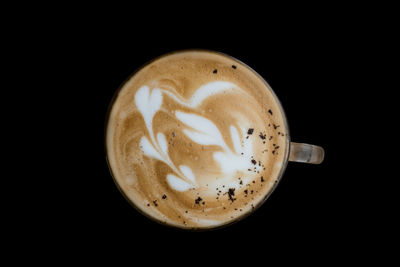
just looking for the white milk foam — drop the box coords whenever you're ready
[136,81,260,192]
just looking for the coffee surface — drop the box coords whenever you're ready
[106,51,288,229]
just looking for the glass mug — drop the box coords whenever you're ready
[105,50,325,230]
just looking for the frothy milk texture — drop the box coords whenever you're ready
[106,51,288,229]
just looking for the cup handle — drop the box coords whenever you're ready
[289,142,325,164]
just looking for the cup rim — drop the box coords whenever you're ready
[104,49,291,231]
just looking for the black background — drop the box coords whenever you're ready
[6,6,390,262]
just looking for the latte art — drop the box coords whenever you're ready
[106,51,288,229]
[137,81,262,192]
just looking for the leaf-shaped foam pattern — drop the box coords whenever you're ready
[167,174,194,192]
[176,111,227,150]
[160,81,237,108]
[135,86,150,117]
[140,136,163,162]
[182,129,222,146]
[213,151,252,174]
[189,81,237,107]
[157,132,168,155]
[179,165,196,184]
[135,86,163,128]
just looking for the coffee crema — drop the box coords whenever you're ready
[106,50,288,229]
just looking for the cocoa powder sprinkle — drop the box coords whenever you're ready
[195,197,202,204]
[228,188,236,202]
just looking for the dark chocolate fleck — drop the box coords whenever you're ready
[261,176,265,182]
[273,124,280,130]
[251,159,257,165]
[147,203,150,207]
[259,133,266,140]
[153,200,158,207]
[247,128,254,135]
[239,180,243,185]
[213,69,218,74]
[202,201,205,205]
[228,188,236,202]
[232,65,237,69]
[195,197,203,204]
[269,136,273,140]
[162,194,167,199]
[268,109,273,115]
[244,189,248,195]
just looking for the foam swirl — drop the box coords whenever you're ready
[135,82,261,192]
